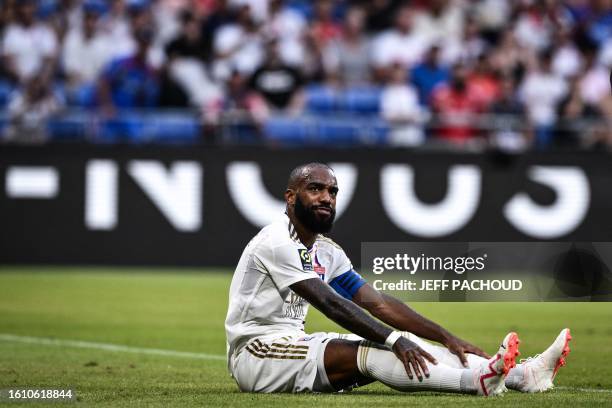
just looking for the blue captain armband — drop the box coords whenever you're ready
[329,269,367,300]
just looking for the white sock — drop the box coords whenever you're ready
[405,332,525,391]
[505,364,525,390]
[356,341,477,394]
[402,332,488,369]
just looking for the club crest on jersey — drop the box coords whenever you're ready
[298,249,314,271]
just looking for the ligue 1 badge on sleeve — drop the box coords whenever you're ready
[298,249,314,272]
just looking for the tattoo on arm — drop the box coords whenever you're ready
[290,278,393,345]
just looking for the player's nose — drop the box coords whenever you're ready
[319,190,332,205]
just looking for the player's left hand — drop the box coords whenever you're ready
[444,336,490,367]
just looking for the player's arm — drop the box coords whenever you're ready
[290,277,438,380]
[353,282,490,366]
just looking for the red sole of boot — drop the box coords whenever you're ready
[503,332,521,375]
[553,329,572,378]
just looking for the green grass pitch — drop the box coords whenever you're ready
[0,267,611,407]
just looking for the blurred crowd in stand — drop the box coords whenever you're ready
[0,0,611,149]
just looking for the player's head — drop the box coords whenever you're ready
[285,163,338,233]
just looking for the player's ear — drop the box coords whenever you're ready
[285,189,295,206]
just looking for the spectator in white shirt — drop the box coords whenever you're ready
[323,5,371,86]
[381,63,428,147]
[62,2,113,88]
[163,10,222,109]
[551,29,583,79]
[443,16,487,67]
[519,50,568,148]
[412,0,465,49]
[212,4,264,81]
[47,0,84,42]
[2,0,58,84]
[472,0,512,34]
[513,2,555,52]
[5,76,63,143]
[263,0,306,67]
[99,0,130,45]
[371,4,429,82]
[599,38,612,69]
[579,48,612,110]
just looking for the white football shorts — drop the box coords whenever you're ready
[230,331,360,393]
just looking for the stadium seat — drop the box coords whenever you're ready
[225,124,262,145]
[264,116,310,146]
[341,86,382,114]
[97,111,200,144]
[370,120,390,145]
[97,115,136,144]
[304,85,339,114]
[318,116,390,147]
[146,113,200,145]
[98,112,160,144]
[316,119,360,146]
[0,81,15,107]
[51,83,67,106]
[265,114,390,147]
[0,111,6,139]
[67,83,98,108]
[48,111,90,142]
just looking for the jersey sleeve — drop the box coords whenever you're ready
[255,242,320,290]
[325,244,366,300]
[325,245,353,282]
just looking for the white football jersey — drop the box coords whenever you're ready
[225,214,353,361]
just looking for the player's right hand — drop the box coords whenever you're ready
[392,337,438,381]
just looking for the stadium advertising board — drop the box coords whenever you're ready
[1,146,612,268]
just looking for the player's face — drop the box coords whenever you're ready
[294,169,338,233]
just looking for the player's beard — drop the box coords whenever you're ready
[294,195,335,233]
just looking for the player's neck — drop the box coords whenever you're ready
[295,225,317,249]
[287,212,317,248]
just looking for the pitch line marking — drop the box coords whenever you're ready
[556,386,612,394]
[0,333,226,361]
[2,334,612,395]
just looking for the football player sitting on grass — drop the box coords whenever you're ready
[225,162,571,396]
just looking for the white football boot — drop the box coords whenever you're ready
[508,328,572,393]
[475,332,521,396]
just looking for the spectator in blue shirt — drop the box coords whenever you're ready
[410,45,450,105]
[586,4,612,46]
[98,26,159,111]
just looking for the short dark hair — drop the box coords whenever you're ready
[287,163,333,189]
